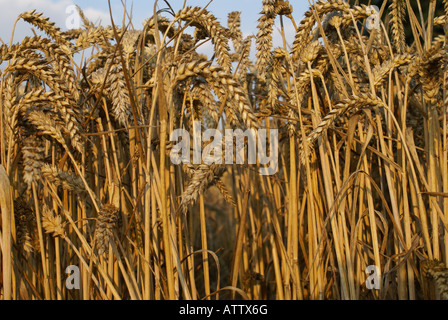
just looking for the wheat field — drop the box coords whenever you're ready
[0,0,448,300]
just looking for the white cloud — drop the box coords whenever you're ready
[82,7,111,26]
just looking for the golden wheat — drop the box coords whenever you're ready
[1,0,448,301]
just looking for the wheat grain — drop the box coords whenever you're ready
[255,0,277,78]
[21,135,45,189]
[41,204,65,238]
[176,59,259,130]
[175,7,231,72]
[93,204,120,255]
[105,57,132,127]
[26,110,67,147]
[390,0,406,54]
[421,260,448,300]
[292,0,350,61]
[14,199,39,253]
[228,12,243,54]
[301,93,385,163]
[41,163,85,192]
[180,164,226,214]
[19,10,70,46]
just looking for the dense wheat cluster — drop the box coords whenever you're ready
[1,0,448,300]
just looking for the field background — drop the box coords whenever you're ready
[1,0,448,300]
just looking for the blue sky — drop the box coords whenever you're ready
[0,0,309,55]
